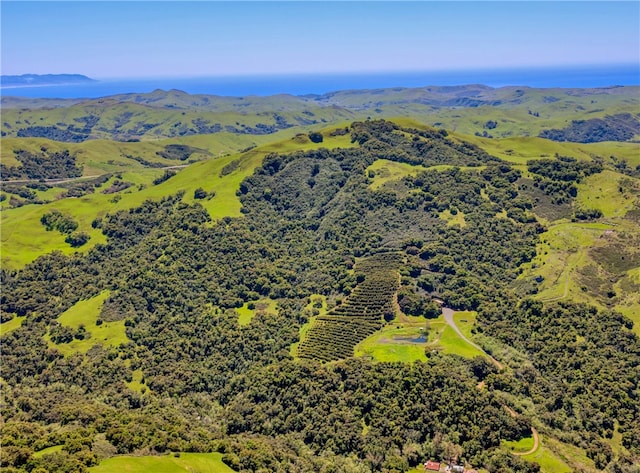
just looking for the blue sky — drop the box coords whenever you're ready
[2,1,639,78]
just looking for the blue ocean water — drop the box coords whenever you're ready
[2,64,638,99]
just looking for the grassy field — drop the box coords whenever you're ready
[515,165,640,335]
[437,324,485,359]
[126,368,145,394]
[354,310,486,362]
[522,222,611,303]
[32,445,64,459]
[434,311,486,359]
[44,291,128,356]
[537,437,595,473]
[449,131,640,168]
[521,445,572,473]
[502,436,535,453]
[354,323,428,363]
[366,159,429,189]
[576,170,639,218]
[0,315,26,335]
[438,208,467,227]
[89,452,236,473]
[366,158,484,191]
[235,299,278,326]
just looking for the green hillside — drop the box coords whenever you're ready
[2,89,639,473]
[2,86,638,143]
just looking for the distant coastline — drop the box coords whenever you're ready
[1,65,638,99]
[1,73,97,89]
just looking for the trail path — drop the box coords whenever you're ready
[515,427,539,456]
[3,174,103,185]
[503,406,540,455]
[441,307,503,369]
[541,261,571,303]
[1,165,189,186]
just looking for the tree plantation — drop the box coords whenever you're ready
[1,118,639,473]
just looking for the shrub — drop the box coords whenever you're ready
[65,231,90,247]
[308,132,323,143]
[194,188,208,199]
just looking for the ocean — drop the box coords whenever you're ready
[1,64,638,99]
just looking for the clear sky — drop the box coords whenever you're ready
[2,1,639,79]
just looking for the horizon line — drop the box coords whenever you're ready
[2,62,639,81]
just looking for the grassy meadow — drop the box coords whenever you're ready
[0,315,26,335]
[43,291,128,356]
[235,298,278,326]
[354,310,487,362]
[517,167,640,332]
[89,452,236,473]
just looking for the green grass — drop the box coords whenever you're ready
[366,159,484,191]
[516,196,640,326]
[354,311,486,362]
[502,436,534,453]
[126,369,145,394]
[614,267,640,334]
[1,199,109,270]
[617,304,640,336]
[455,132,640,166]
[355,324,428,363]
[433,311,486,359]
[522,445,572,473]
[535,437,594,473]
[451,311,478,339]
[0,151,259,270]
[438,208,467,227]
[366,159,428,189]
[438,325,485,359]
[89,452,236,473]
[44,291,128,356]
[519,222,612,303]
[32,445,64,458]
[235,299,278,326]
[576,170,638,218]
[0,315,26,335]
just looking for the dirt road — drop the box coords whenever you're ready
[441,307,503,369]
[444,307,539,455]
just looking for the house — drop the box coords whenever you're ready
[452,465,464,473]
[424,460,441,471]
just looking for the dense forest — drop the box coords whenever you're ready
[1,120,639,473]
[539,113,640,143]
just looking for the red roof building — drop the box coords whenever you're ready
[424,460,441,471]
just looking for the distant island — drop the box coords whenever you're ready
[0,73,96,88]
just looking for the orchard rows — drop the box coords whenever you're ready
[298,252,403,362]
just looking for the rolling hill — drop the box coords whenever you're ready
[1,85,639,473]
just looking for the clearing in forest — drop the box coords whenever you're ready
[44,291,128,356]
[89,452,236,473]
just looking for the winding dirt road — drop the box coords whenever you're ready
[441,307,503,369]
[443,307,540,455]
[515,427,540,456]
[504,406,540,455]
